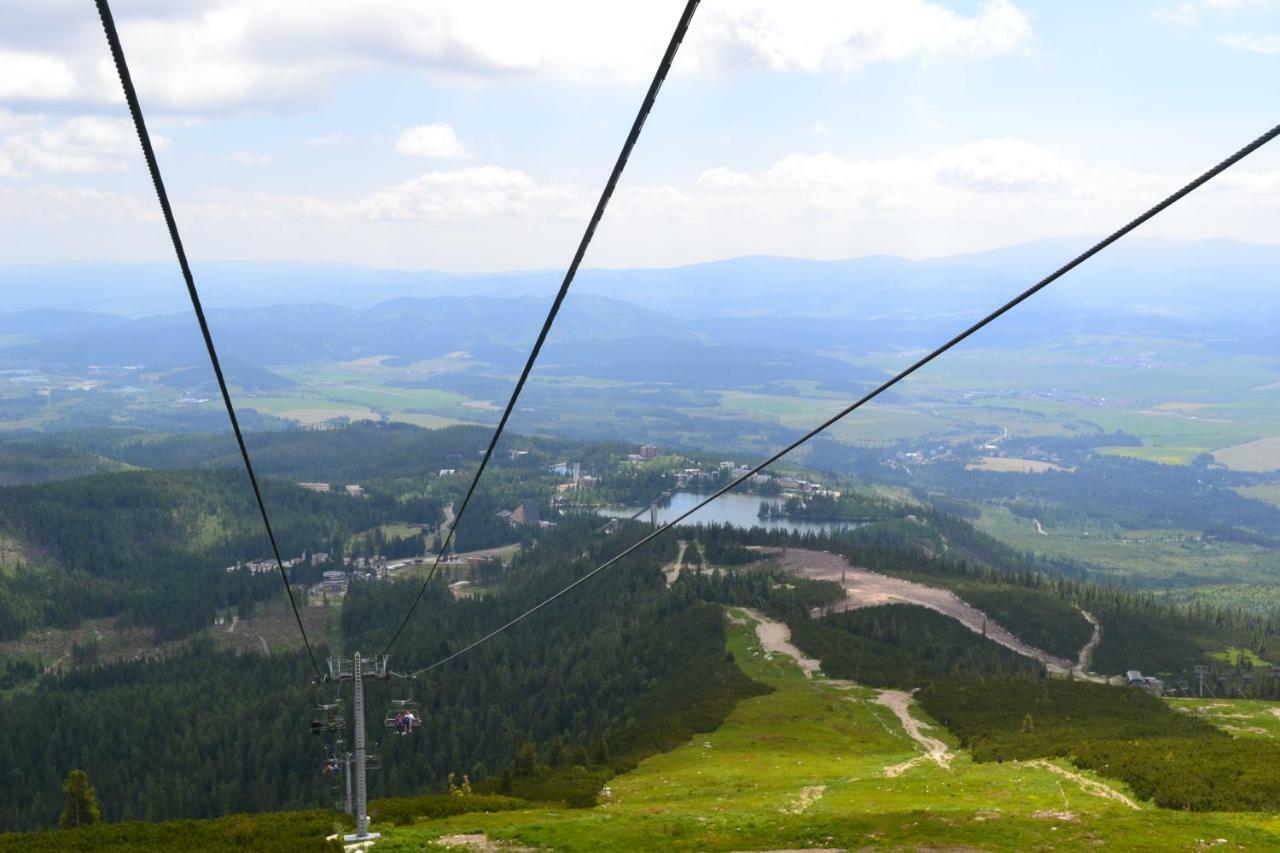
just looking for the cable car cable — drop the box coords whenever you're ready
[95,0,323,681]
[395,119,1280,678]
[379,0,703,659]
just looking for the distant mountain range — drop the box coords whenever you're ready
[1,236,1275,322]
[0,237,1276,395]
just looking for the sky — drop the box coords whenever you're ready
[0,0,1278,272]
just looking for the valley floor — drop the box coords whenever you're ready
[372,609,1280,852]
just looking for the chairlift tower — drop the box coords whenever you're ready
[344,749,353,815]
[1194,664,1210,698]
[328,652,387,843]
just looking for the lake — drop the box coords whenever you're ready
[600,490,860,536]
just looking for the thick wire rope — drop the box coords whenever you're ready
[394,120,1280,679]
[96,0,323,680]
[380,0,702,659]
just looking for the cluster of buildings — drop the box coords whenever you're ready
[894,446,953,466]
[298,482,365,497]
[1125,670,1164,695]
[625,444,661,464]
[498,499,557,529]
[672,461,839,498]
[550,461,600,495]
[224,551,323,576]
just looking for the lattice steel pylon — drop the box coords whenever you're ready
[329,653,387,842]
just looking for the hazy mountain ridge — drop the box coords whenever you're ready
[3,238,1275,368]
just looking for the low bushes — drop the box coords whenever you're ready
[0,810,343,852]
[368,793,527,827]
[920,677,1280,811]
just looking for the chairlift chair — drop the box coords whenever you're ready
[310,698,345,736]
[322,738,346,772]
[383,696,422,735]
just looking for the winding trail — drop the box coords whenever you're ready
[1075,610,1102,677]
[737,608,951,775]
[741,607,822,679]
[663,540,688,587]
[1024,760,1140,810]
[876,690,952,776]
[770,547,1106,682]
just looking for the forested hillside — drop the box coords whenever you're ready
[0,518,760,829]
[0,469,384,640]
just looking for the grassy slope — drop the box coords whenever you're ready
[1172,698,1280,740]
[376,611,1280,851]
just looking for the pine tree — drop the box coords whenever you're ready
[58,770,100,829]
[513,739,537,778]
[591,737,611,766]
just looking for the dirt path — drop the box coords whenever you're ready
[433,833,534,851]
[1075,610,1102,677]
[772,548,1078,674]
[663,540,688,586]
[226,614,239,634]
[1033,518,1048,536]
[1024,760,1140,810]
[876,689,952,775]
[741,608,822,678]
[737,608,951,777]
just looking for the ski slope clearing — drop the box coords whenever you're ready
[771,547,1106,681]
[372,608,1280,852]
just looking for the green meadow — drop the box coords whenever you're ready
[373,611,1280,851]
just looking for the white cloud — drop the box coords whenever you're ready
[206,137,1077,237]
[1220,32,1280,52]
[683,140,1073,229]
[1216,169,1280,200]
[0,0,1032,113]
[7,133,1277,269]
[0,114,159,175]
[933,138,1072,190]
[0,50,78,101]
[0,182,160,225]
[395,124,469,159]
[350,166,570,220]
[196,165,576,224]
[686,0,1030,74]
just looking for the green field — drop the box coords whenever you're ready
[1170,698,1280,740]
[237,396,379,425]
[1214,437,1280,472]
[1236,483,1280,508]
[391,412,478,429]
[973,506,1280,588]
[372,611,1280,851]
[1097,445,1204,465]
